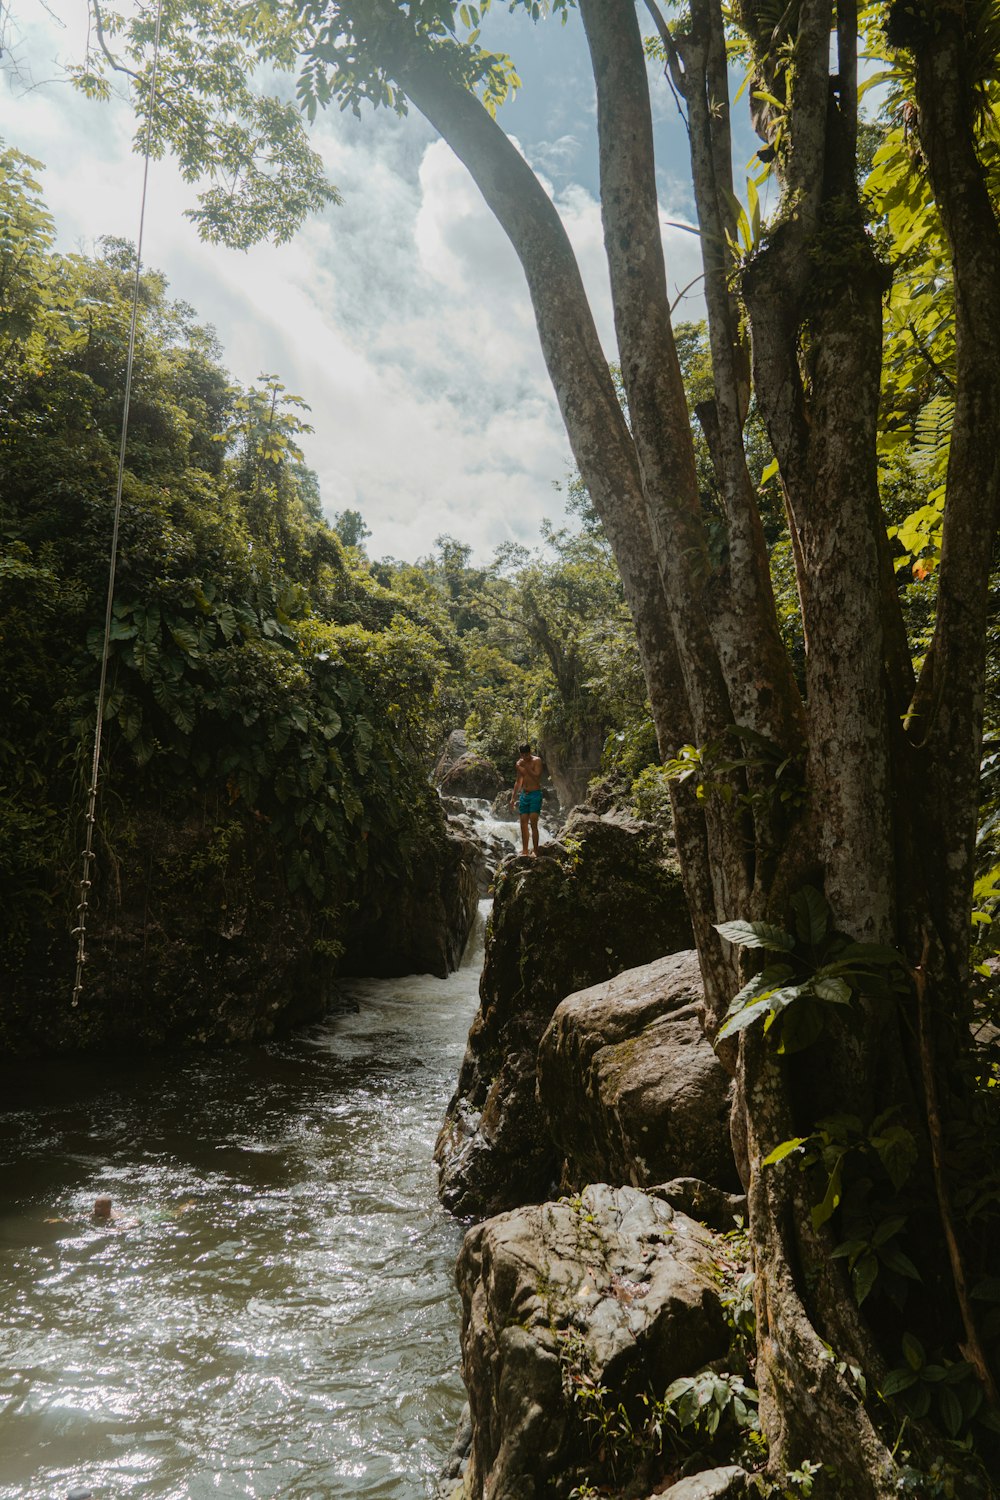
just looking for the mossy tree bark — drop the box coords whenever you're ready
[309,1,999,1491]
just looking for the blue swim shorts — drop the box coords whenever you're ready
[518,789,543,815]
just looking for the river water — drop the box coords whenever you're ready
[0,876,500,1499]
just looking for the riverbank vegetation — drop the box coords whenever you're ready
[0,143,467,1048]
[5,0,1000,1493]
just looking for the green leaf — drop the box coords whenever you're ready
[790,886,828,946]
[878,1246,921,1281]
[775,997,823,1053]
[831,1237,867,1264]
[810,1155,844,1230]
[169,621,201,654]
[871,1215,907,1248]
[937,1385,963,1437]
[872,1124,917,1192]
[726,964,795,1013]
[852,1251,878,1306]
[908,1386,931,1419]
[716,995,775,1040]
[751,87,786,110]
[882,1368,918,1397]
[762,1137,807,1167]
[902,1332,925,1371]
[715,919,795,952]
[812,976,852,1005]
[216,602,238,641]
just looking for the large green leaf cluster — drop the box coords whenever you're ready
[382,498,648,787]
[0,146,446,965]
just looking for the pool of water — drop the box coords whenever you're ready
[0,907,489,1500]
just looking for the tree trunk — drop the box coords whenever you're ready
[335,2,1000,1491]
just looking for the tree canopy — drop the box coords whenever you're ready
[15,0,1000,1493]
[0,144,457,1019]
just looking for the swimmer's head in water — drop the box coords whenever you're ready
[93,1195,112,1220]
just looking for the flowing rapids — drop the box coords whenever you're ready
[0,874,501,1499]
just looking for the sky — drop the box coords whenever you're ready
[0,2,727,562]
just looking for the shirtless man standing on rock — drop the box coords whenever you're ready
[510,742,544,856]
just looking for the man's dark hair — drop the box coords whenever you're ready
[518,742,532,756]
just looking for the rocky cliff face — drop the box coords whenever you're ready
[340,820,479,979]
[436,807,753,1500]
[1,813,338,1057]
[2,800,479,1057]
[434,811,693,1219]
[537,951,740,1196]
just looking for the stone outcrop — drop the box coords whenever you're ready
[1,790,482,1057]
[433,728,471,781]
[537,951,740,1196]
[439,753,505,801]
[341,821,479,978]
[539,724,606,810]
[441,799,518,896]
[433,731,505,800]
[435,812,693,1219]
[489,789,519,822]
[0,814,339,1057]
[657,1467,749,1498]
[453,1184,729,1500]
[649,1179,747,1233]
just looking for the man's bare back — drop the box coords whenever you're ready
[510,743,544,854]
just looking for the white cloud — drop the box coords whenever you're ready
[1,0,706,563]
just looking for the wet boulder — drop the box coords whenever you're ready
[440,800,517,896]
[489,789,519,823]
[538,725,605,811]
[455,1183,729,1500]
[440,754,505,801]
[435,811,692,1219]
[433,728,470,781]
[537,951,740,1196]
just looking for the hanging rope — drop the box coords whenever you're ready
[72,0,165,1006]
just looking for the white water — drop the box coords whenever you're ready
[0,812,506,1500]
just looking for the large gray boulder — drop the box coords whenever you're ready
[538,724,605,810]
[455,1183,729,1500]
[537,951,740,1196]
[435,812,692,1219]
[439,752,505,801]
[433,730,505,800]
[433,728,470,781]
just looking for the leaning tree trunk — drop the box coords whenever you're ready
[357,0,742,1004]
[347,0,1000,1491]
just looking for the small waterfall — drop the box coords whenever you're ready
[460,896,493,968]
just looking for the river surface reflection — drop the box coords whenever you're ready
[0,905,490,1500]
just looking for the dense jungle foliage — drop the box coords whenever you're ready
[2,125,997,1005]
[34,0,1000,1491]
[0,142,457,1024]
